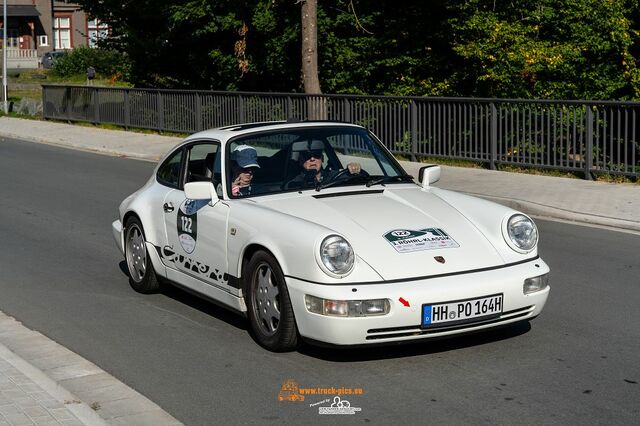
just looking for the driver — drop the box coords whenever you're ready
[287,147,361,188]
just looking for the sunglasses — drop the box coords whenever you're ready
[300,150,323,161]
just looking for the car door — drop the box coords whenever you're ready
[161,142,234,295]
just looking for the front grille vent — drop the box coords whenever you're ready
[365,305,535,340]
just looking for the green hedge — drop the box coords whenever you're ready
[51,47,131,81]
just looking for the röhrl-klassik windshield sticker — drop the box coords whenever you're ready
[383,228,459,253]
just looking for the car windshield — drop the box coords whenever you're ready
[226,126,411,198]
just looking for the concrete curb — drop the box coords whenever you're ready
[398,159,640,233]
[0,342,106,426]
[0,312,182,425]
[0,127,165,162]
[469,193,640,233]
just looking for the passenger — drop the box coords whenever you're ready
[287,147,361,189]
[230,145,260,196]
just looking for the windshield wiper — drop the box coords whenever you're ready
[316,173,367,191]
[365,175,414,187]
[316,174,413,192]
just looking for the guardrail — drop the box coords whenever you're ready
[42,85,640,179]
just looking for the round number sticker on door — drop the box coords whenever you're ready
[177,200,201,253]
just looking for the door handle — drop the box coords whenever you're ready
[163,202,174,213]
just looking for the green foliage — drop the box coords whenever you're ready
[75,0,640,100]
[317,1,454,96]
[449,0,640,99]
[51,47,131,81]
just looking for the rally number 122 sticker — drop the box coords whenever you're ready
[177,199,203,253]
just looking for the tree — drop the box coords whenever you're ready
[315,0,453,96]
[76,0,640,100]
[77,0,176,86]
[448,0,640,99]
[301,0,321,94]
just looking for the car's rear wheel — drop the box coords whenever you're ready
[125,217,160,294]
[245,251,298,352]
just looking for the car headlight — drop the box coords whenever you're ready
[318,235,354,277]
[504,214,538,253]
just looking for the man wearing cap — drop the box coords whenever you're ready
[230,145,260,197]
[286,147,361,189]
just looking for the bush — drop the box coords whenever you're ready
[51,47,131,81]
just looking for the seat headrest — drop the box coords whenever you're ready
[205,152,217,178]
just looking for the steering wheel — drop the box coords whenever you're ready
[326,167,369,183]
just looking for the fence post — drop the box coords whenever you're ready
[490,103,497,170]
[286,97,293,120]
[585,106,594,180]
[344,98,351,122]
[157,91,164,133]
[42,86,48,120]
[410,101,418,162]
[93,88,100,125]
[238,95,245,123]
[124,89,130,130]
[66,87,71,123]
[196,92,203,132]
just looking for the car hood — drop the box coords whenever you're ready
[256,186,507,281]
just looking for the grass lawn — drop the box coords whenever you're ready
[8,69,130,103]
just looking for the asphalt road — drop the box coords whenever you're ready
[0,137,638,425]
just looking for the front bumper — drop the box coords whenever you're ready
[286,258,550,346]
[112,220,124,255]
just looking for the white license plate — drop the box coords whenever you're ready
[422,294,503,328]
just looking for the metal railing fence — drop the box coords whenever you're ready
[42,85,640,179]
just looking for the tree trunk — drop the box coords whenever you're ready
[301,0,321,94]
[301,0,326,119]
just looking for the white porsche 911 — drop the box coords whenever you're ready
[112,121,549,351]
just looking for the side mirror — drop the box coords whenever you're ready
[418,165,441,188]
[184,181,218,202]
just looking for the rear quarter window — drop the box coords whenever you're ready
[157,149,183,188]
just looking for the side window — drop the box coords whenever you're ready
[185,143,220,184]
[157,149,183,188]
[327,133,392,176]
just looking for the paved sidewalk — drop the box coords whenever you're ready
[1,116,638,232]
[0,312,181,426]
[405,163,640,232]
[0,343,91,426]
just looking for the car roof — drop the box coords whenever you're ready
[183,120,365,144]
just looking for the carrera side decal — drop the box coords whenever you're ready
[160,245,228,286]
[383,228,460,253]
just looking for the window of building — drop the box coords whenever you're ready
[54,16,72,49]
[38,35,49,47]
[7,29,19,48]
[87,18,109,48]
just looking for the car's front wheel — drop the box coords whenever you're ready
[124,217,160,294]
[245,251,298,352]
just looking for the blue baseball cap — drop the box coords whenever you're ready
[232,145,260,168]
